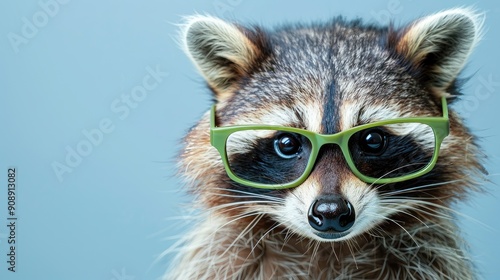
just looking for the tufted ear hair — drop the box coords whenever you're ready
[181,15,269,101]
[394,8,484,96]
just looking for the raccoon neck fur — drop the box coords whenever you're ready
[165,211,474,280]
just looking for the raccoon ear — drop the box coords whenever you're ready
[394,8,483,95]
[181,15,267,100]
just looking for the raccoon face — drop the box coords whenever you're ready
[179,9,484,242]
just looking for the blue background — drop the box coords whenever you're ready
[1,1,499,279]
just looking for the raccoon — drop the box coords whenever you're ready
[165,8,486,280]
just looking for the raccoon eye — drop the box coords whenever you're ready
[274,133,301,159]
[359,129,387,155]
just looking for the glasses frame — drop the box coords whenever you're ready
[210,96,449,189]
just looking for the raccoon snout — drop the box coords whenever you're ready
[308,195,355,233]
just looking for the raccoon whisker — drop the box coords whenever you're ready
[382,198,491,230]
[345,239,359,269]
[282,228,295,251]
[209,197,279,206]
[211,198,282,210]
[206,200,278,214]
[377,199,483,235]
[278,220,308,247]
[220,213,265,258]
[214,211,263,234]
[365,226,385,239]
[377,205,430,228]
[303,239,318,260]
[244,216,270,251]
[213,205,268,218]
[378,179,465,196]
[213,193,277,200]
[277,225,292,238]
[155,231,192,262]
[206,199,282,220]
[286,225,310,245]
[349,236,363,253]
[368,224,391,242]
[368,162,431,185]
[314,240,322,261]
[207,191,284,211]
[252,222,282,253]
[371,182,390,192]
[379,249,397,280]
[212,187,286,203]
[381,198,456,220]
[329,241,340,263]
[308,241,322,274]
[380,199,454,224]
[369,213,420,246]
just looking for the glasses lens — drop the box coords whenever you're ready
[348,123,436,180]
[225,130,312,185]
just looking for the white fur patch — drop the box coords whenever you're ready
[296,100,323,133]
[226,129,276,155]
[274,180,321,239]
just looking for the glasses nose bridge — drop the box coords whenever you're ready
[316,132,345,149]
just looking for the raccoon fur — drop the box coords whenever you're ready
[165,8,486,280]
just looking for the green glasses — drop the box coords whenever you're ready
[210,97,449,189]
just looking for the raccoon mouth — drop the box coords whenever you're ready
[312,231,351,240]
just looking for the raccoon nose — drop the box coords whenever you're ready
[308,195,355,233]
